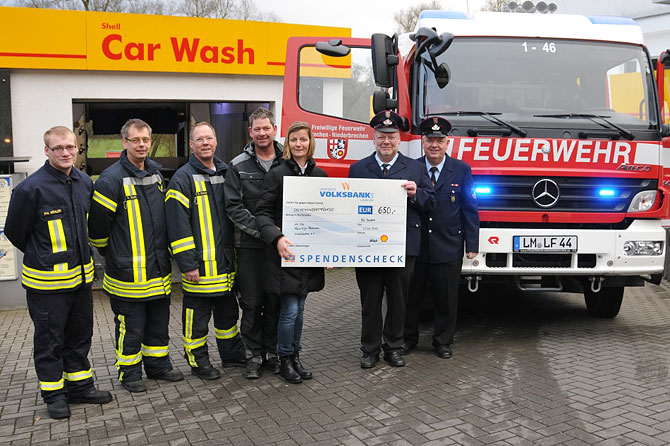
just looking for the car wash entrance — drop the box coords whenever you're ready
[73,100,270,177]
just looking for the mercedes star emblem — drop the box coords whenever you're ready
[532,179,560,208]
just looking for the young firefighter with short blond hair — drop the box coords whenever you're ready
[5,126,112,419]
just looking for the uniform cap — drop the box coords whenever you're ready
[370,110,403,133]
[419,117,452,137]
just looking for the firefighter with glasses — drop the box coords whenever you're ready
[88,118,183,393]
[5,126,112,419]
[165,122,246,380]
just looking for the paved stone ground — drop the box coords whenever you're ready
[2,267,670,445]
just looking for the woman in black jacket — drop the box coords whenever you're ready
[255,121,328,384]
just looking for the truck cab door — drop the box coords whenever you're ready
[282,37,382,177]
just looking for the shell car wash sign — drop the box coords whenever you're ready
[0,6,350,76]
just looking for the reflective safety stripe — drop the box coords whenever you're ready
[63,369,93,381]
[47,219,68,272]
[103,273,171,299]
[215,324,239,340]
[22,259,94,291]
[115,314,142,368]
[183,308,206,367]
[165,189,190,208]
[141,344,169,357]
[116,351,142,366]
[182,272,235,294]
[192,173,225,184]
[40,378,64,391]
[184,308,195,366]
[92,190,117,212]
[89,236,109,248]
[194,178,217,277]
[123,183,146,284]
[124,174,162,186]
[182,335,207,350]
[47,219,67,253]
[170,236,196,255]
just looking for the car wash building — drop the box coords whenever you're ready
[0,6,348,308]
[0,6,348,175]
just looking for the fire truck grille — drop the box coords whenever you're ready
[473,175,657,213]
[485,253,597,268]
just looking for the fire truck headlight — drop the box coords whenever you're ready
[627,190,657,212]
[622,241,664,256]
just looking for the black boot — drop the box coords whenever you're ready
[292,352,312,380]
[279,355,302,384]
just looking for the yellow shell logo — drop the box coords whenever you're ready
[380,235,389,242]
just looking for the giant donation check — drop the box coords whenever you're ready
[281,176,407,267]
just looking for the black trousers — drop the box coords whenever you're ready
[405,259,463,347]
[110,297,173,382]
[237,248,280,359]
[355,256,416,355]
[27,287,95,403]
[182,294,245,367]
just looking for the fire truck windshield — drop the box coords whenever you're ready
[419,37,657,129]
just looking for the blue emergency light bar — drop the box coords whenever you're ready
[475,186,491,195]
[598,189,616,197]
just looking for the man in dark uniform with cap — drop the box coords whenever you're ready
[348,111,435,369]
[404,117,479,359]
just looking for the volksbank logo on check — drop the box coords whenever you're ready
[318,182,375,200]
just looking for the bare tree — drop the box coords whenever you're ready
[232,0,256,19]
[173,0,221,18]
[393,0,442,34]
[481,0,508,12]
[10,0,279,19]
[17,0,124,11]
[17,0,78,8]
[127,0,175,15]
[227,0,278,21]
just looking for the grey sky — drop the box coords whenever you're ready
[254,0,668,38]
[254,0,486,37]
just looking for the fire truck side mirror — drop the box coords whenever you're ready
[429,32,454,59]
[372,90,398,114]
[371,33,396,88]
[434,63,451,89]
[661,50,670,68]
[315,40,351,58]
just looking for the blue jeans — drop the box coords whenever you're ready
[277,294,305,357]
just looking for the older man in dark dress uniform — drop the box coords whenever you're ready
[404,117,480,359]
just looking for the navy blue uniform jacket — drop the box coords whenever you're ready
[348,152,436,257]
[418,155,480,263]
[5,161,94,293]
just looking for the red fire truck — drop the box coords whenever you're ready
[280,11,670,317]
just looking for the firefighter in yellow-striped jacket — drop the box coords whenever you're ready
[165,122,245,380]
[88,119,183,393]
[5,126,112,419]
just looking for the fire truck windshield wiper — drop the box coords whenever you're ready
[534,113,635,140]
[434,111,528,137]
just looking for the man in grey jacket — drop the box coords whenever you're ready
[224,108,284,379]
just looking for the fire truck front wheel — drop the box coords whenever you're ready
[584,286,624,318]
